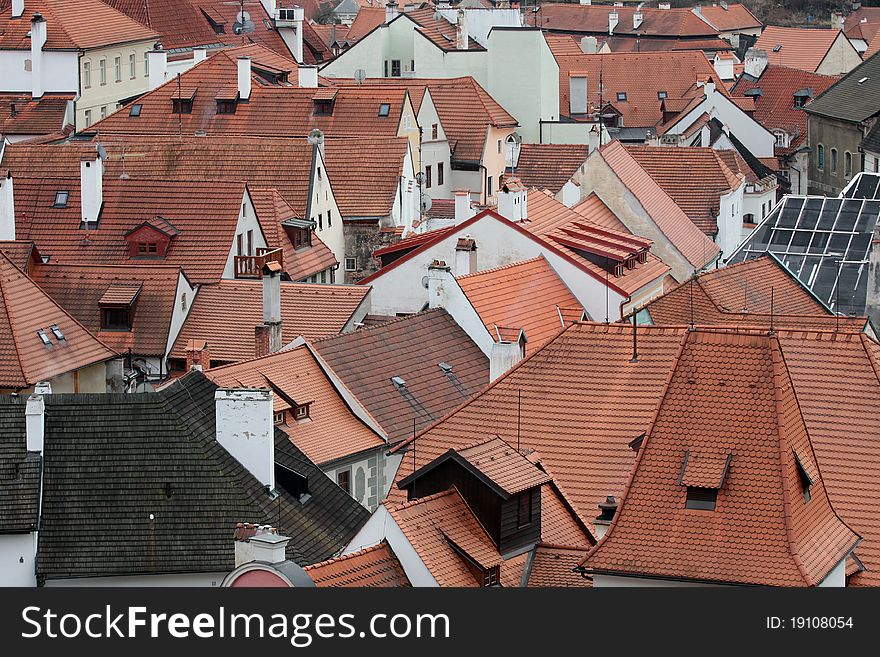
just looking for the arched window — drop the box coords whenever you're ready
[817,144,824,171]
[845,151,853,177]
[180,292,187,311]
[744,213,755,225]
[831,148,838,174]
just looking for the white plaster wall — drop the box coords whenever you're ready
[542,122,595,145]
[0,533,37,587]
[222,190,269,280]
[716,183,746,261]
[429,271,494,356]
[320,25,390,78]
[48,362,108,393]
[818,557,847,587]
[310,148,345,265]
[816,34,863,76]
[419,91,453,200]
[435,8,522,47]
[164,273,198,360]
[46,572,227,587]
[0,50,78,93]
[559,180,581,207]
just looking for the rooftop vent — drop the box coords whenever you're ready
[858,77,869,84]
[772,44,782,52]
[391,376,406,388]
[438,362,453,373]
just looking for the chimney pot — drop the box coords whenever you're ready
[80,154,104,227]
[238,57,252,101]
[0,172,15,241]
[593,495,618,539]
[261,262,283,354]
[147,49,168,91]
[25,394,45,454]
[29,11,46,99]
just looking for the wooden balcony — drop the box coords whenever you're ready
[234,247,284,279]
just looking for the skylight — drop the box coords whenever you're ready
[773,44,782,52]
[378,103,391,117]
[50,325,65,341]
[53,190,69,208]
[617,92,627,102]
[859,77,869,84]
[129,104,142,117]
[657,91,667,100]
[685,487,717,511]
[36,329,52,346]
[391,376,406,388]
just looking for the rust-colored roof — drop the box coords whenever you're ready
[0,0,158,50]
[346,6,385,42]
[571,193,628,232]
[525,544,591,587]
[29,262,183,357]
[405,8,484,52]
[456,257,582,355]
[10,175,247,284]
[637,255,868,332]
[554,51,726,126]
[597,141,720,268]
[581,330,859,586]
[622,145,743,235]
[536,5,720,38]
[0,94,73,137]
[698,3,763,31]
[732,65,838,156]
[206,344,386,466]
[311,309,489,444]
[0,240,41,274]
[452,436,551,496]
[755,26,846,73]
[0,252,116,389]
[170,280,369,363]
[602,34,734,54]
[512,144,589,193]
[304,541,411,587]
[324,137,409,218]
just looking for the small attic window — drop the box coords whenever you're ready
[483,565,500,587]
[53,190,69,208]
[772,44,782,52]
[274,410,286,425]
[172,98,193,114]
[685,487,717,511]
[36,329,52,346]
[129,104,142,117]
[293,402,311,421]
[378,103,391,117]
[616,92,627,102]
[795,452,813,503]
[216,99,237,114]
[858,77,869,84]
[50,325,65,341]
[657,91,668,100]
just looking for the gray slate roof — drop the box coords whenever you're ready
[863,120,880,155]
[804,51,880,123]
[0,372,368,581]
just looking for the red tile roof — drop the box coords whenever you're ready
[170,280,369,364]
[304,541,411,587]
[511,144,589,193]
[754,26,847,73]
[10,175,248,283]
[697,3,762,31]
[597,140,720,268]
[456,256,582,354]
[0,94,73,137]
[346,6,385,42]
[29,262,185,356]
[602,34,734,54]
[0,240,41,274]
[636,255,869,332]
[553,51,726,126]
[206,344,386,466]
[324,137,410,218]
[525,543,591,587]
[311,309,489,444]
[438,436,551,497]
[732,65,838,156]
[570,192,628,232]
[580,330,859,586]
[622,145,743,235]
[405,8,484,52]
[535,5,720,38]
[0,0,158,50]
[0,252,116,389]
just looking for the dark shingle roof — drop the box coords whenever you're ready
[0,372,368,579]
[863,120,880,154]
[805,52,880,123]
[0,400,40,534]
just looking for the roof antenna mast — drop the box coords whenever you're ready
[770,286,775,335]
[688,276,695,331]
[517,388,522,452]
[630,313,638,363]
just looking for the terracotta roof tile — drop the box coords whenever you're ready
[324,137,410,218]
[453,436,551,496]
[512,144,589,193]
[206,344,386,466]
[0,0,158,50]
[755,26,846,73]
[0,94,73,137]
[526,544,591,587]
[304,541,411,587]
[170,280,369,363]
[456,256,581,354]
[535,5,720,38]
[29,262,184,356]
[0,240,40,274]
[346,6,385,42]
[406,8,484,52]
[0,252,116,388]
[697,3,762,31]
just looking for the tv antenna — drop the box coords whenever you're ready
[420,194,432,214]
[224,0,257,43]
[354,68,367,85]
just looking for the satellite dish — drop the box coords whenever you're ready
[354,69,367,85]
[307,128,324,146]
[96,143,108,160]
[233,11,255,35]
[415,171,425,186]
[420,194,432,213]
[421,275,429,289]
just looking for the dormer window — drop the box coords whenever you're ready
[483,565,500,587]
[53,190,69,208]
[313,99,333,116]
[99,283,141,331]
[685,487,717,510]
[680,450,730,511]
[136,242,158,256]
[101,307,132,331]
[274,411,286,425]
[293,402,311,421]
[172,98,193,114]
[216,98,237,114]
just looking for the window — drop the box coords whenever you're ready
[293,227,311,248]
[383,60,388,78]
[437,162,444,186]
[497,139,502,154]
[685,486,717,511]
[100,105,107,120]
[391,59,401,77]
[483,566,500,587]
[774,130,785,146]
[247,229,254,256]
[129,104,142,117]
[237,234,244,256]
[53,190,69,208]
[658,90,668,100]
[431,123,438,140]
[136,242,158,255]
[274,411,286,425]
[487,175,493,197]
[831,148,838,174]
[23,58,31,72]
[425,165,432,188]
[144,52,150,76]
[216,99,237,114]
[378,103,390,117]
[817,144,825,171]
[845,151,853,177]
[617,92,627,101]
[180,292,187,311]
[129,52,136,79]
[327,211,332,228]
[101,307,131,331]
[318,213,323,230]
[84,109,92,126]
[345,257,357,271]
[114,56,121,82]
[320,270,327,283]
[36,329,51,346]
[410,59,415,72]
[313,99,333,115]
[99,58,107,85]
[50,325,65,341]
[172,98,193,114]
[743,213,756,225]
[337,469,351,494]
[83,61,91,88]
[517,491,532,527]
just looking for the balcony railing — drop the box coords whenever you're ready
[234,247,284,279]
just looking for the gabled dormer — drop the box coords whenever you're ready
[398,436,550,555]
[123,216,179,259]
[312,88,337,116]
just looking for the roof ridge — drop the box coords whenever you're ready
[303,540,390,570]
[385,486,458,512]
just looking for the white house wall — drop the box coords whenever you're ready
[435,8,522,48]
[311,148,346,265]
[0,533,37,587]
[0,50,78,93]
[164,272,198,361]
[222,190,269,279]
[715,183,746,261]
[816,34,863,76]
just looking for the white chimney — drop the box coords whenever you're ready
[658,2,671,8]
[580,36,598,54]
[497,179,528,222]
[569,73,588,115]
[12,0,24,19]
[193,47,208,64]
[215,388,275,490]
[30,13,46,99]
[713,53,734,81]
[633,12,644,30]
[234,524,290,566]
[454,236,477,276]
[426,260,452,308]
[489,327,526,382]
[0,172,14,241]
[608,11,619,35]
[832,12,845,32]
[292,6,304,64]
[238,57,252,101]
[261,262,282,354]
[80,155,103,226]
[25,394,45,454]
[456,9,469,50]
[579,0,591,4]
[147,48,167,90]
[744,48,768,78]
[453,189,475,224]
[298,64,318,88]
[385,1,398,24]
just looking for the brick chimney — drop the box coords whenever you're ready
[80,154,103,228]
[12,0,24,19]
[215,388,275,490]
[0,171,15,241]
[147,47,167,91]
[258,261,283,356]
[490,326,526,381]
[456,9,469,50]
[238,57,252,101]
[233,523,290,566]
[185,338,211,371]
[30,12,46,99]
[25,394,45,454]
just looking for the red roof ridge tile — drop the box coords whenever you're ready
[302,540,391,571]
